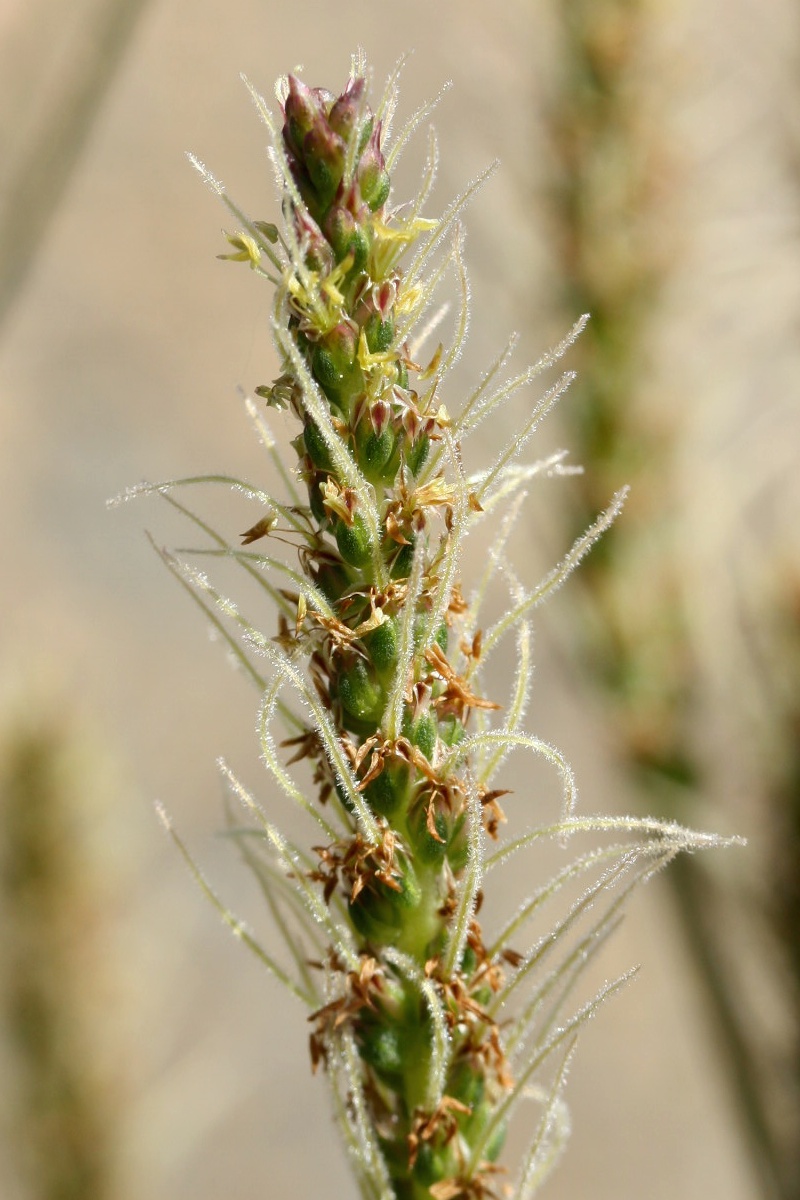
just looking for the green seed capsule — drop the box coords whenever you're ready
[406,434,430,476]
[312,343,338,392]
[315,562,349,604]
[461,945,478,976]
[390,541,414,579]
[338,658,382,721]
[365,313,394,354]
[336,514,372,568]
[412,713,437,760]
[438,716,465,747]
[348,854,421,943]
[448,1059,486,1109]
[348,226,370,275]
[363,767,407,818]
[413,1143,453,1188]
[358,1024,403,1079]
[362,617,398,672]
[303,418,332,470]
[446,813,469,873]
[348,900,400,945]
[312,324,358,400]
[402,709,437,760]
[359,426,395,478]
[364,169,391,212]
[408,800,448,866]
[462,1099,506,1164]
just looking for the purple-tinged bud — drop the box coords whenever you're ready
[326,321,358,370]
[328,77,367,142]
[357,123,390,211]
[303,121,345,208]
[324,204,355,257]
[284,75,320,158]
[357,415,395,481]
[294,206,333,273]
[369,398,391,437]
[371,280,397,319]
[324,204,369,271]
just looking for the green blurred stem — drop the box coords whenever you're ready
[665,852,790,1200]
[0,0,152,328]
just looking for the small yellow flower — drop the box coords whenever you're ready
[217,230,262,268]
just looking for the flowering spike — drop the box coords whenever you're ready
[133,57,738,1200]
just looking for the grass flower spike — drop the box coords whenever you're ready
[122,55,738,1200]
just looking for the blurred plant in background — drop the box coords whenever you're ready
[121,54,733,1199]
[538,2,800,1196]
[0,702,119,1200]
[0,0,151,330]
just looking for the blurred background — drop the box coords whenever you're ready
[1,1,798,1198]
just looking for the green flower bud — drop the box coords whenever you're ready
[390,540,415,579]
[413,1143,454,1188]
[303,122,345,209]
[338,658,382,722]
[284,75,320,157]
[438,716,465,747]
[448,1059,485,1109]
[407,799,448,866]
[446,813,469,873]
[327,77,366,141]
[406,434,430,476]
[358,129,390,211]
[348,855,421,944]
[336,513,373,568]
[363,764,409,818]
[357,423,395,481]
[312,322,358,395]
[362,617,398,672]
[323,205,370,274]
[358,1022,403,1080]
[365,312,394,354]
[402,710,437,760]
[303,418,332,470]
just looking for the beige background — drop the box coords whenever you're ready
[2,0,797,1197]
